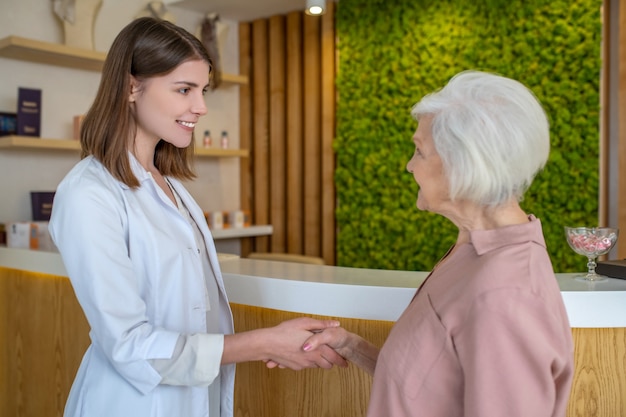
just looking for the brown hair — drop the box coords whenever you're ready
[80,17,212,187]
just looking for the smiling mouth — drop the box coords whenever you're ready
[177,120,196,128]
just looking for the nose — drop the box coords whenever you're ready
[193,94,208,116]
[406,158,414,174]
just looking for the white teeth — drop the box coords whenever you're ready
[178,121,195,128]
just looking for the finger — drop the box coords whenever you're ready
[319,345,348,368]
[302,331,331,352]
[296,317,340,331]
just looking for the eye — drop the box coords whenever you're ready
[178,87,191,94]
[414,147,423,157]
[202,88,209,95]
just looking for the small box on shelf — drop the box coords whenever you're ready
[225,210,244,228]
[17,87,41,137]
[205,211,224,230]
[5,221,56,251]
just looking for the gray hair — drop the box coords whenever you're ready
[411,70,550,206]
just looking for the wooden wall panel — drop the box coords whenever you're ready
[252,19,270,252]
[239,23,253,256]
[599,0,610,227]
[269,16,287,253]
[617,0,626,258]
[241,8,336,263]
[303,15,322,258]
[321,2,337,265]
[286,12,304,254]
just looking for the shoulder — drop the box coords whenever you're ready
[53,157,126,216]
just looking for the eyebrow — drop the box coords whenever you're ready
[174,81,210,89]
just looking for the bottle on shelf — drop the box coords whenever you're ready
[202,130,212,148]
[220,130,229,149]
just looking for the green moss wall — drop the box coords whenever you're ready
[334,0,602,272]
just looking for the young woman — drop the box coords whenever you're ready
[50,17,345,417]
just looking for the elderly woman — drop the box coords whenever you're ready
[302,71,574,417]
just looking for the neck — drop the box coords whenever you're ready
[450,199,528,233]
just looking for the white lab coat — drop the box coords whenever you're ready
[49,155,235,417]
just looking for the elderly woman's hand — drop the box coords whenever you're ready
[301,327,380,376]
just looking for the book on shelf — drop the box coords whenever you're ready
[17,87,41,137]
[31,191,55,221]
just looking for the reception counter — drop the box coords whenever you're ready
[1,247,625,417]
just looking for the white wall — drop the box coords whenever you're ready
[0,0,242,223]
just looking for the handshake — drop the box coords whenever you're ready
[256,317,374,374]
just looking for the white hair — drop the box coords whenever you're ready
[411,70,550,206]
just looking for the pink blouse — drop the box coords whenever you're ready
[367,216,573,417]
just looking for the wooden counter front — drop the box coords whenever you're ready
[0,267,90,417]
[2,247,626,417]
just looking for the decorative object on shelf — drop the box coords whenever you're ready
[305,0,326,15]
[73,114,85,140]
[202,129,212,148]
[201,13,223,90]
[16,87,41,137]
[5,221,56,251]
[135,1,176,23]
[205,211,224,230]
[225,210,245,229]
[51,0,103,50]
[564,226,620,282]
[220,130,229,149]
[0,112,17,137]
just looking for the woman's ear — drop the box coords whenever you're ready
[129,76,139,103]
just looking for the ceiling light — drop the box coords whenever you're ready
[305,0,326,15]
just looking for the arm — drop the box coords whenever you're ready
[223,317,348,370]
[301,327,380,375]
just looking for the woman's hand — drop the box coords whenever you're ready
[223,317,348,370]
[300,327,380,376]
[261,318,348,370]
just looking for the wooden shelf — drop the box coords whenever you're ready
[211,225,273,240]
[0,36,249,86]
[0,36,106,71]
[0,136,249,158]
[195,146,249,158]
[0,135,80,151]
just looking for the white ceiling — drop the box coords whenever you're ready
[170,0,317,22]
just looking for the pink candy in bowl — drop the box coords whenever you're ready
[564,227,619,282]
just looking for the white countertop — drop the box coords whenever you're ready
[2,247,626,327]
